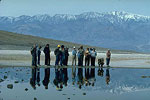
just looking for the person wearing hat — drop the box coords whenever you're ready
[54,45,61,66]
[72,46,77,66]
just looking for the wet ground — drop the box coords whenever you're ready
[0,67,150,100]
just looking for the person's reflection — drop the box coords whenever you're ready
[85,68,90,86]
[89,68,96,86]
[42,68,50,89]
[77,68,83,89]
[30,67,41,89]
[98,68,104,77]
[106,68,110,85]
[72,67,76,85]
[53,68,63,91]
[37,68,40,86]
[62,68,68,86]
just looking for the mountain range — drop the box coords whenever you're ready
[0,11,150,52]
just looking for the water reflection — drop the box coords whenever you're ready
[98,68,104,77]
[29,67,107,90]
[30,67,40,89]
[72,67,76,85]
[106,68,110,85]
[77,68,83,89]
[42,68,50,89]
[1,67,150,96]
[53,68,68,90]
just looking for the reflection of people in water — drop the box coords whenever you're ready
[85,68,90,86]
[62,68,68,86]
[53,68,64,91]
[72,67,76,85]
[30,67,40,89]
[77,68,84,89]
[42,68,50,89]
[89,68,96,86]
[98,68,104,77]
[106,68,110,85]
[37,68,40,86]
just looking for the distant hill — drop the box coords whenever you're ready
[0,11,150,52]
[0,30,108,51]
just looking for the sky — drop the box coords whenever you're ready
[0,0,150,17]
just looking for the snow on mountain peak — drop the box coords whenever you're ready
[0,11,150,23]
[107,11,150,21]
[79,12,102,19]
[53,14,76,20]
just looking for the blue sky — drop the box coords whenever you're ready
[0,0,150,17]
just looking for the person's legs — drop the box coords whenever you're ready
[78,57,80,66]
[55,56,59,66]
[85,57,87,66]
[66,57,68,66]
[75,56,76,66]
[91,57,93,66]
[48,55,50,66]
[33,55,37,66]
[87,57,90,66]
[38,54,40,65]
[72,56,74,66]
[78,57,82,66]
[32,56,34,66]
[60,56,63,66]
[81,56,84,66]
[106,58,110,66]
[45,55,47,65]
[93,57,96,66]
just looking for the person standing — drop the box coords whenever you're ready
[106,49,111,66]
[72,46,77,66]
[85,48,90,66]
[64,47,69,66]
[54,45,61,66]
[60,45,65,66]
[78,46,84,66]
[37,46,42,66]
[43,44,50,66]
[91,48,97,66]
[31,44,37,66]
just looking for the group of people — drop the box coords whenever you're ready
[30,44,111,67]
[30,67,110,90]
[31,44,51,66]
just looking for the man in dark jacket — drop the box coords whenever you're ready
[60,45,65,66]
[31,44,37,66]
[64,48,69,66]
[54,45,61,66]
[37,46,42,66]
[43,44,50,66]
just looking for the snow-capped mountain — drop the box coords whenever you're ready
[0,11,150,52]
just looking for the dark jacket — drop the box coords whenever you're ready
[44,47,50,55]
[54,48,61,56]
[31,47,37,56]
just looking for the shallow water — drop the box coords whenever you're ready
[0,67,150,100]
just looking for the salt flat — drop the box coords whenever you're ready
[0,50,150,68]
